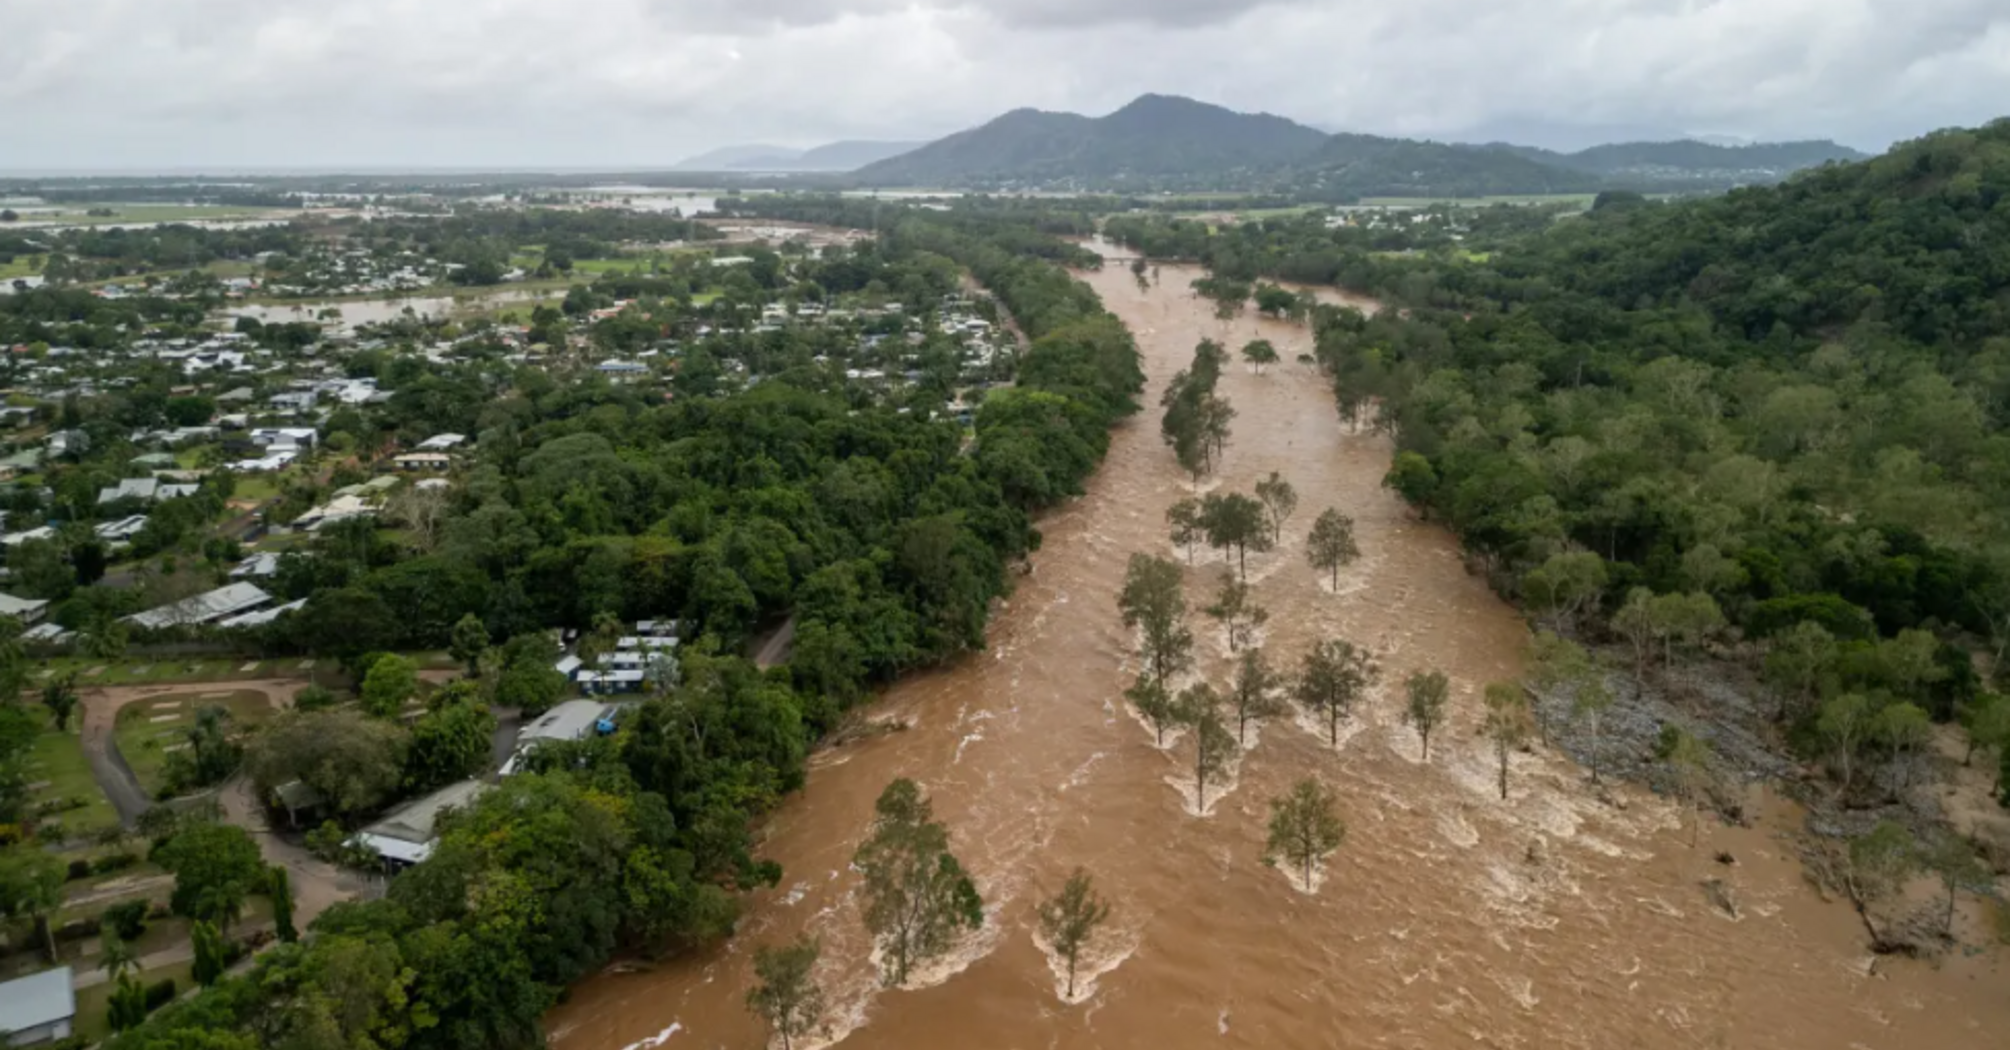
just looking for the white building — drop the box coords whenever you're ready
[0,967,75,1046]
[499,700,616,776]
[126,582,273,630]
[352,779,490,867]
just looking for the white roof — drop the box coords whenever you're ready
[519,700,612,745]
[0,593,48,619]
[0,967,75,1032]
[217,597,305,629]
[357,779,489,857]
[230,551,282,578]
[22,623,71,643]
[416,433,467,451]
[126,582,272,629]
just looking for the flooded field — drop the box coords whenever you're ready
[548,245,2007,1050]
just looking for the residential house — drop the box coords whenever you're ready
[250,427,318,450]
[352,779,489,867]
[96,478,201,505]
[0,593,48,624]
[0,967,75,1046]
[415,433,467,452]
[125,582,273,630]
[392,452,451,472]
[229,552,282,579]
[499,700,616,775]
[93,515,150,545]
[290,494,376,532]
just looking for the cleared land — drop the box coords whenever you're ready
[111,690,276,800]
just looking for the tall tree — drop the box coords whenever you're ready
[1187,699,1238,813]
[1612,588,1659,682]
[1402,670,1450,762]
[1165,498,1203,565]
[40,673,79,733]
[1656,726,1715,847]
[854,779,984,987]
[1203,575,1268,653]
[1817,693,1874,798]
[1572,670,1616,784]
[1228,647,1287,745]
[1125,676,1181,749]
[1482,682,1532,800]
[1305,508,1359,590]
[1920,831,1989,937]
[1526,630,1593,746]
[746,935,825,1050]
[1521,552,1607,632]
[270,865,297,943]
[1037,868,1113,1001]
[1764,621,1838,721]
[155,822,267,929]
[191,919,227,986]
[449,613,491,677]
[1199,492,1272,581]
[0,846,64,960]
[1241,339,1279,375]
[1118,554,1193,692]
[1265,778,1345,892]
[1873,702,1931,792]
[360,653,419,719]
[1295,639,1377,747]
[1254,472,1298,544]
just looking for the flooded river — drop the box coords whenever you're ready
[549,245,2007,1050]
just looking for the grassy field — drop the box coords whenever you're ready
[23,708,120,840]
[17,205,290,228]
[113,690,278,800]
[39,656,300,688]
[0,256,43,280]
[74,960,194,1040]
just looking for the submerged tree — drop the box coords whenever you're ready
[1295,639,1377,747]
[1204,575,1269,652]
[1402,670,1450,762]
[1265,778,1346,892]
[854,779,985,987]
[1188,702,1238,813]
[1228,647,1287,745]
[746,935,826,1050]
[1118,554,1193,692]
[1126,676,1182,748]
[1241,339,1280,375]
[1166,498,1204,565]
[1254,472,1297,544]
[1199,492,1273,581]
[1037,868,1113,1001]
[1482,681,1532,800]
[1656,726,1715,847]
[1305,508,1359,590]
[1572,669,1616,784]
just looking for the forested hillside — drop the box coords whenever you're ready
[1493,139,1865,181]
[1308,122,2010,717]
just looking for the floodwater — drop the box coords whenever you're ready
[226,289,548,333]
[549,243,2007,1050]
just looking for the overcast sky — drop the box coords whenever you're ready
[5,0,2008,172]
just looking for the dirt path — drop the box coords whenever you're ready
[78,678,315,827]
[218,775,365,928]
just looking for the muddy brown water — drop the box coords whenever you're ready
[550,244,2006,1050]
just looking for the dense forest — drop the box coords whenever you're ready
[1279,122,2010,731]
[94,203,1142,1050]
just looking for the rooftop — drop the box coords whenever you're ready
[0,967,75,1034]
[126,582,272,630]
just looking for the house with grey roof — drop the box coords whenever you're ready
[125,582,273,630]
[0,967,75,1046]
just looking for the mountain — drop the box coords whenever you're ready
[1288,133,1604,200]
[673,140,922,172]
[791,140,925,171]
[672,144,801,171]
[853,94,1331,186]
[1490,139,1867,183]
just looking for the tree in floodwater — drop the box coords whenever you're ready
[854,779,985,987]
[1228,647,1287,745]
[1166,498,1204,564]
[1525,630,1593,746]
[1655,726,1715,847]
[1265,778,1346,892]
[1126,676,1181,748]
[1482,682,1532,800]
[1038,868,1113,1001]
[1200,492,1272,581]
[1185,697,1238,813]
[1839,820,1917,948]
[1305,508,1359,590]
[746,935,826,1050]
[1118,554,1192,692]
[1402,670,1450,762]
[1254,472,1298,545]
[1204,575,1268,652]
[1295,639,1377,747]
[1241,339,1279,375]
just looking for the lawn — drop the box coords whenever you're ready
[39,657,284,689]
[112,690,278,800]
[74,960,194,1041]
[0,256,43,280]
[231,475,281,501]
[22,709,120,841]
[18,204,290,228]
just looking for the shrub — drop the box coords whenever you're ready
[91,851,139,875]
[103,899,149,941]
[143,978,177,1009]
[65,859,91,881]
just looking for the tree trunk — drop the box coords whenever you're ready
[1331,564,1339,591]
[1588,714,1602,784]
[1329,707,1339,748]
[1498,748,1509,800]
[1303,855,1314,890]
[36,916,54,963]
[1421,732,1430,762]
[1066,956,1077,999]
[1945,884,1958,935]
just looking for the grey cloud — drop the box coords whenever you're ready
[2,0,2007,170]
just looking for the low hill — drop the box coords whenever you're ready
[792,140,925,171]
[853,94,1330,186]
[672,144,799,171]
[1492,139,1867,184]
[1290,133,1604,200]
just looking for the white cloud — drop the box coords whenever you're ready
[1,0,2006,170]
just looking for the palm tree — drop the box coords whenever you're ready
[99,928,138,983]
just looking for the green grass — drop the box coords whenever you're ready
[113,690,278,800]
[230,475,281,501]
[38,658,281,688]
[75,960,195,1041]
[22,709,120,840]
[0,255,43,280]
[19,204,288,228]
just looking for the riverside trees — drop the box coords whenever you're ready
[855,779,985,987]
[1038,868,1113,1001]
[1265,778,1346,892]
[747,936,825,1050]
[1305,509,1359,589]
[1296,639,1378,747]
